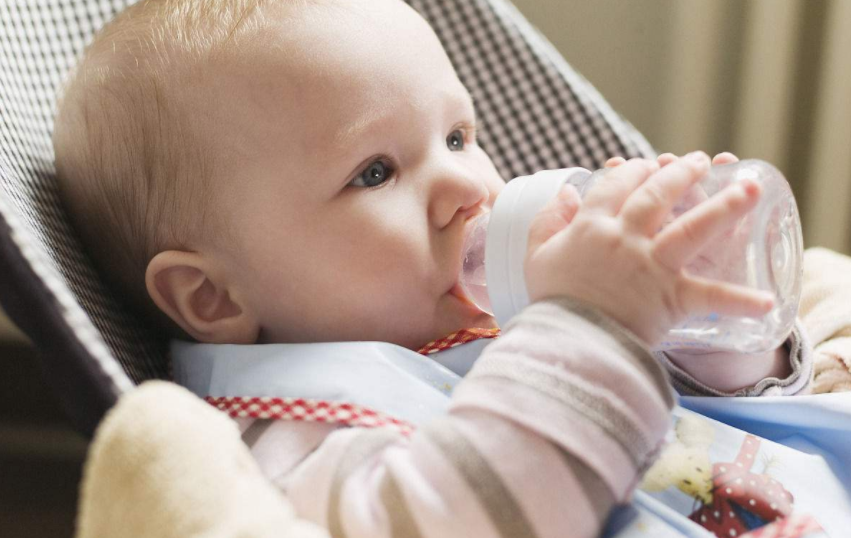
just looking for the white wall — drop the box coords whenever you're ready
[511,0,851,254]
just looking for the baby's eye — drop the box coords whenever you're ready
[446,129,465,151]
[349,159,394,188]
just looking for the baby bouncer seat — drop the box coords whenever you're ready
[0,0,654,438]
[0,0,677,536]
[8,3,851,538]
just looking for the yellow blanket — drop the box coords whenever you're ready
[76,380,328,538]
[800,247,851,393]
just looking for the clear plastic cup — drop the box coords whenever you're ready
[458,160,803,353]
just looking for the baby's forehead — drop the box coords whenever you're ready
[256,0,448,70]
[211,0,468,143]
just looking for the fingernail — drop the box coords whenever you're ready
[738,178,760,196]
[685,151,708,162]
[558,184,581,202]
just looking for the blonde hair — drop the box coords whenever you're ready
[54,0,276,334]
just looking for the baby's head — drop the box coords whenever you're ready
[54,0,504,349]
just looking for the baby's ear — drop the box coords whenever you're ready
[145,251,259,344]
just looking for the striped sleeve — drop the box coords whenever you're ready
[264,297,675,538]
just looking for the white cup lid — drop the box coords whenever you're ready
[486,168,590,327]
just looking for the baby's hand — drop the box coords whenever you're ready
[524,152,774,347]
[527,151,740,243]
[604,151,739,169]
[608,152,740,226]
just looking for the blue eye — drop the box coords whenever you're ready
[447,129,465,151]
[350,159,394,188]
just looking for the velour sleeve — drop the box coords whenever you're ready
[656,246,851,397]
[656,320,813,397]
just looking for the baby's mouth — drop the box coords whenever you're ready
[451,210,492,315]
[448,281,491,319]
[449,282,475,305]
[445,217,494,318]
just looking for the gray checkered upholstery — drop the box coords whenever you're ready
[0,0,653,434]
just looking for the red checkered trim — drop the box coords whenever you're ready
[741,513,824,538]
[206,396,415,435]
[206,328,500,435]
[417,327,501,355]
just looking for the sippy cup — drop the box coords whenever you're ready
[458,160,803,354]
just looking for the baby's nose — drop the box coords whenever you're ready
[429,171,489,229]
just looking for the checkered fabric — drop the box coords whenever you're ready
[206,328,497,436]
[416,327,500,355]
[206,396,416,436]
[0,0,653,435]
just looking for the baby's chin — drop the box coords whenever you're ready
[362,297,499,351]
[425,297,498,344]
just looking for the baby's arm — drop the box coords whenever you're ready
[275,298,672,538]
[659,331,811,396]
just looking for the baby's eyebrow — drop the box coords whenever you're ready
[452,90,477,117]
[334,89,475,148]
[334,108,393,148]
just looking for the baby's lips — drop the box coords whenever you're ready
[449,282,474,305]
[449,281,490,317]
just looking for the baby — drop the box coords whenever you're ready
[53,0,812,536]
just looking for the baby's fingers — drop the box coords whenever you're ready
[605,153,678,169]
[652,178,761,271]
[605,156,626,168]
[526,184,582,254]
[712,152,738,165]
[619,152,710,235]
[678,274,774,319]
[657,153,678,167]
